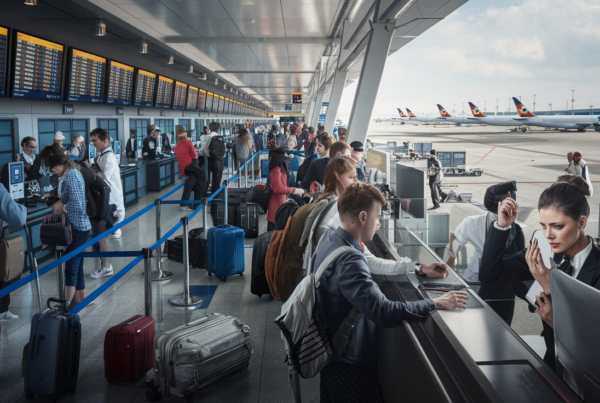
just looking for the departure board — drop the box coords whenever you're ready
[133,68,156,107]
[172,80,187,110]
[198,89,206,111]
[106,60,133,105]
[155,75,173,108]
[11,32,64,100]
[205,92,214,112]
[0,27,7,97]
[186,85,199,111]
[67,49,106,104]
[214,95,221,114]
[224,98,230,115]
[219,96,225,114]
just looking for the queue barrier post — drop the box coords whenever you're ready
[152,199,173,281]
[55,248,66,300]
[143,248,152,317]
[202,197,209,234]
[223,181,229,225]
[169,216,203,308]
[24,224,43,313]
[251,152,255,187]
[244,157,248,187]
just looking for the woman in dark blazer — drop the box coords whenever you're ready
[479,176,600,370]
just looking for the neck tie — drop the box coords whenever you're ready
[557,255,573,276]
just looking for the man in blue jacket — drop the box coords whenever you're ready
[314,183,467,401]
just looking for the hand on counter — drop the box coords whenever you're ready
[420,262,449,278]
[52,199,65,215]
[433,291,468,310]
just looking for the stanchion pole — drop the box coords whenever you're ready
[143,248,152,317]
[169,217,202,308]
[223,181,229,225]
[251,152,255,187]
[244,158,248,188]
[238,162,241,188]
[55,249,66,300]
[151,199,173,281]
[202,197,209,233]
[24,224,43,313]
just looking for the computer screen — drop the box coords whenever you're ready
[205,92,214,112]
[8,161,24,200]
[186,85,198,111]
[155,75,173,108]
[106,60,134,105]
[172,80,187,110]
[66,48,106,104]
[133,68,156,107]
[11,31,64,100]
[0,26,8,97]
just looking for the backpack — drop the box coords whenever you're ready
[274,246,361,384]
[78,165,111,222]
[264,216,292,301]
[208,135,225,158]
[274,198,299,231]
[296,157,310,184]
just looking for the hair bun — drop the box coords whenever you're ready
[555,175,591,197]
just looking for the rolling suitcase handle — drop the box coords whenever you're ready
[47,297,70,312]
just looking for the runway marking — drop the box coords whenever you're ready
[472,146,497,167]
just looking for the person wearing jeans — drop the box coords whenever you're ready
[200,122,224,194]
[174,131,204,210]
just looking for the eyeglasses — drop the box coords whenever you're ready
[27,145,37,149]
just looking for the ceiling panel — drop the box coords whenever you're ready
[221,3,284,19]
[116,4,179,20]
[282,3,340,20]
[137,19,201,37]
[237,25,287,37]
[162,4,230,19]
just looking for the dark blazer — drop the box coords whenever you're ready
[480,225,600,369]
[301,157,329,192]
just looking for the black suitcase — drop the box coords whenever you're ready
[251,231,273,297]
[211,197,243,227]
[166,228,207,269]
[24,298,81,401]
[238,203,259,238]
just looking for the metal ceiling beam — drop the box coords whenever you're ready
[214,70,317,74]
[164,37,334,44]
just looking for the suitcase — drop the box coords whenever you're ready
[166,228,207,269]
[261,159,269,177]
[207,224,245,281]
[104,315,155,384]
[0,235,25,283]
[24,298,81,401]
[40,214,72,247]
[147,313,251,402]
[238,203,259,238]
[210,197,243,227]
[251,231,273,297]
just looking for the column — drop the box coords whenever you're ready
[346,22,395,144]
[309,89,326,129]
[324,69,348,135]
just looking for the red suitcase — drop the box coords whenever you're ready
[104,315,155,383]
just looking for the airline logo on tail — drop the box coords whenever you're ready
[406,108,417,118]
[512,97,537,117]
[437,104,451,117]
[397,108,408,118]
[469,102,487,117]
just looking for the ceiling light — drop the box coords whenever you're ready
[24,0,37,5]
[95,19,106,36]
[198,73,207,81]
[167,53,174,64]
[215,78,219,85]
[224,83,228,90]
[140,39,148,54]
[188,65,193,73]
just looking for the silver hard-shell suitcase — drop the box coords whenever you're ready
[146,313,252,402]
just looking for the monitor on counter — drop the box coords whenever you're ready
[133,68,156,107]
[172,80,187,110]
[106,59,134,105]
[8,161,24,200]
[66,48,106,104]
[0,26,8,97]
[186,85,199,111]
[154,75,173,108]
[11,31,65,101]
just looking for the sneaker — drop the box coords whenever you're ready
[0,311,19,320]
[180,206,189,211]
[90,264,113,279]
[109,229,122,239]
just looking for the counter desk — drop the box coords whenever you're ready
[369,226,581,403]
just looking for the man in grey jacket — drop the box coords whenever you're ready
[314,183,467,401]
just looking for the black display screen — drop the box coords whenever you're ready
[67,48,106,104]
[172,80,187,110]
[186,85,198,111]
[0,26,8,97]
[106,60,134,105]
[133,68,156,107]
[11,32,64,100]
[155,75,173,108]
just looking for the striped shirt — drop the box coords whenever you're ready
[58,168,91,231]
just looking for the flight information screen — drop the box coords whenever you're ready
[198,89,206,111]
[219,96,225,114]
[155,75,173,108]
[11,32,64,100]
[186,85,198,110]
[205,92,214,112]
[172,81,187,110]
[106,60,133,105]
[67,49,106,104]
[0,27,8,97]
[133,68,155,107]
[224,98,230,115]
[214,95,221,114]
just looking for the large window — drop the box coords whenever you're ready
[155,119,174,135]
[38,119,88,149]
[437,152,451,167]
[178,119,190,132]
[129,119,150,138]
[0,120,15,174]
[97,119,119,149]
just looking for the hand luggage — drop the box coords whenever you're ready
[0,235,25,283]
[274,198,299,231]
[24,298,81,401]
[261,159,269,177]
[254,181,270,213]
[104,315,155,384]
[40,213,72,247]
[207,224,245,281]
[166,228,207,269]
[251,231,273,297]
[210,197,243,227]
[146,313,251,402]
[238,202,259,238]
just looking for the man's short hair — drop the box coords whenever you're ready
[308,126,314,133]
[21,136,35,148]
[338,183,386,222]
[90,127,109,142]
[329,141,351,158]
[147,125,156,136]
[316,133,332,150]
[209,121,220,132]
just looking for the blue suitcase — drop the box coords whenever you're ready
[261,159,269,178]
[207,224,245,281]
[24,298,81,401]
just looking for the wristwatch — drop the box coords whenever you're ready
[448,250,456,258]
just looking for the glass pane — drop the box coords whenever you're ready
[0,121,12,135]
[125,175,135,188]
[0,136,13,152]
[97,119,107,129]
[453,152,466,167]
[126,193,135,203]
[109,120,117,129]
[72,120,87,131]
[57,120,71,132]
[39,120,55,133]
[40,133,54,147]
[438,152,451,167]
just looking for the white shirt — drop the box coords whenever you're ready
[199,132,218,157]
[567,236,593,279]
[95,147,125,221]
[454,213,495,283]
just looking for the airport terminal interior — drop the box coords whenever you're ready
[1,0,599,402]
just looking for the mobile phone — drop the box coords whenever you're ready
[530,229,556,269]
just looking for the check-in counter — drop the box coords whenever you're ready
[120,164,139,207]
[369,226,581,403]
[145,156,177,192]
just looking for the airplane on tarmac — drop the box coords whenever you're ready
[512,97,600,132]
[390,108,410,124]
[467,102,530,129]
[436,104,471,124]
[406,108,441,123]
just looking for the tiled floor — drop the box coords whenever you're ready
[0,181,319,403]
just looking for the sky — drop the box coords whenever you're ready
[337,0,600,118]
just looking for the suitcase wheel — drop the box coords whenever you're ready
[208,272,212,277]
[239,273,243,276]
[184,391,193,402]
[146,387,161,402]
[221,276,227,282]
[25,391,34,399]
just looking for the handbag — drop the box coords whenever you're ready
[254,178,270,213]
[40,213,72,247]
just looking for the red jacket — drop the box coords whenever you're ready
[267,167,295,223]
[174,139,197,177]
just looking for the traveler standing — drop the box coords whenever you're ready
[302,141,351,194]
[349,141,366,182]
[200,122,225,194]
[266,144,304,231]
[315,183,467,401]
[88,128,125,278]
[174,131,204,211]
[570,151,593,196]
[233,128,255,175]
[125,130,137,159]
[17,137,46,180]
[0,183,27,321]
[53,131,65,148]
[565,151,575,173]
[427,149,447,209]
[304,126,316,154]
[65,135,87,162]
[142,125,160,159]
